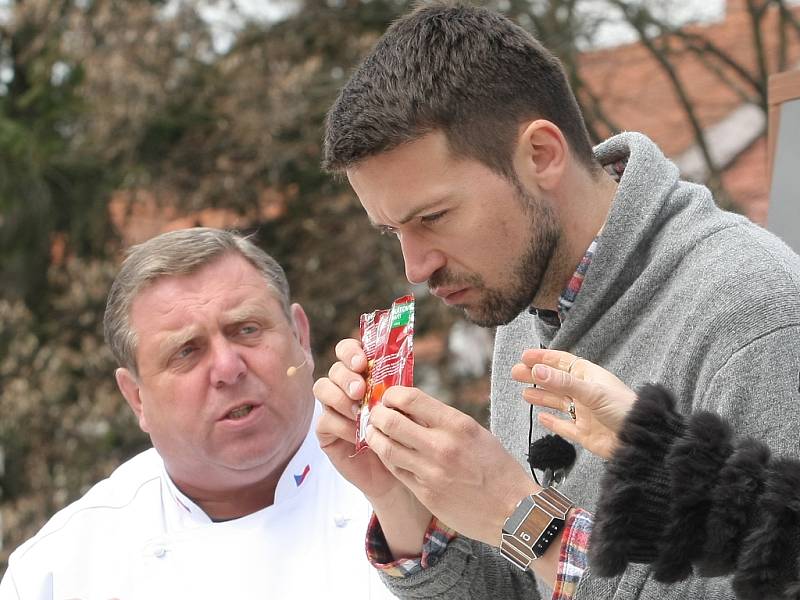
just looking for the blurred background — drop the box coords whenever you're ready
[0,0,797,574]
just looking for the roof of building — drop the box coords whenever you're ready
[577,0,800,222]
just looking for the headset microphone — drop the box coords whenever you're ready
[286,358,308,377]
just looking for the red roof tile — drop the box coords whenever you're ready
[577,1,800,222]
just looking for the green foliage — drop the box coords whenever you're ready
[0,259,149,571]
[0,0,420,574]
[0,5,115,313]
[6,0,788,579]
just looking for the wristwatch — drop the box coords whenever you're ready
[500,487,574,570]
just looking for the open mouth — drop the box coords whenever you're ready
[226,404,254,420]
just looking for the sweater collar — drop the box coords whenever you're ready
[530,145,630,327]
[546,133,688,352]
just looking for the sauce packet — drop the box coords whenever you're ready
[354,294,415,454]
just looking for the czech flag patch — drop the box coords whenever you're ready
[294,464,311,487]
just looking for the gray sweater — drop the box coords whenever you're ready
[381,132,800,599]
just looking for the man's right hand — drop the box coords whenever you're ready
[314,338,433,560]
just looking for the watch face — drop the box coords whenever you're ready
[502,496,535,536]
[532,518,565,558]
[501,488,573,568]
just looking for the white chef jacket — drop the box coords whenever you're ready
[0,404,396,600]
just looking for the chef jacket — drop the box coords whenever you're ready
[0,404,395,600]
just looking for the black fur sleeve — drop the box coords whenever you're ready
[589,385,800,599]
[651,409,734,582]
[588,384,685,576]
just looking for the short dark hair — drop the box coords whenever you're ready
[323,1,597,178]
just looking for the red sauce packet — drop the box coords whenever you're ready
[354,295,415,454]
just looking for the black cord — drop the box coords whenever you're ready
[528,403,541,486]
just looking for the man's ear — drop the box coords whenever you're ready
[514,119,569,192]
[290,303,314,369]
[115,368,150,433]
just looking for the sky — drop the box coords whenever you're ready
[0,0,732,55]
[0,0,760,91]
[186,0,730,52]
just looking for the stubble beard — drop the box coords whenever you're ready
[428,186,560,328]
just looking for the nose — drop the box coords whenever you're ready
[209,338,246,388]
[399,233,446,285]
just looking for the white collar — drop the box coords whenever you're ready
[160,401,325,526]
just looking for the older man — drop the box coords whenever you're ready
[0,228,393,600]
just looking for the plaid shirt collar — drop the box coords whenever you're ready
[556,237,599,323]
[529,238,598,326]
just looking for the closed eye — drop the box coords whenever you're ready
[420,210,447,225]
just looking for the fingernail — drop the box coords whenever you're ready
[533,364,549,381]
[351,402,360,417]
[348,381,360,397]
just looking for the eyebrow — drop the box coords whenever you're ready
[369,196,451,229]
[157,301,275,356]
[159,326,202,358]
[223,302,273,324]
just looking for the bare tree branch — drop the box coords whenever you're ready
[776,0,800,40]
[576,78,624,140]
[609,0,729,201]
[778,0,789,71]
[684,41,760,105]
[746,0,770,112]
[672,30,765,100]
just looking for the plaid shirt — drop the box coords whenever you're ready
[365,513,456,576]
[557,239,598,322]
[553,508,593,599]
[365,238,603,598]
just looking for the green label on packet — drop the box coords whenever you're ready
[390,301,413,328]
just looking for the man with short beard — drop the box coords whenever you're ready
[314,3,800,600]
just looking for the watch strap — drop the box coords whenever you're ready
[500,487,573,570]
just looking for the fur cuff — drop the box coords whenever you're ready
[652,410,734,582]
[589,384,684,576]
[734,458,800,600]
[696,437,771,577]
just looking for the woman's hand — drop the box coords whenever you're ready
[511,349,637,460]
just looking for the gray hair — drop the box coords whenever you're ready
[104,227,291,375]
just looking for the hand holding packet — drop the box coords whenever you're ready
[354,295,415,454]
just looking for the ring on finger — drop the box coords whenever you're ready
[567,398,577,421]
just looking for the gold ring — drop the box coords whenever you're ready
[567,399,577,421]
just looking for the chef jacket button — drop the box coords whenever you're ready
[153,545,167,558]
[334,514,349,528]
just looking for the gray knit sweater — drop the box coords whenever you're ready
[380,132,800,599]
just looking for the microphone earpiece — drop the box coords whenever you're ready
[286,357,308,377]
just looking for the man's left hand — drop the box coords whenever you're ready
[365,386,537,546]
